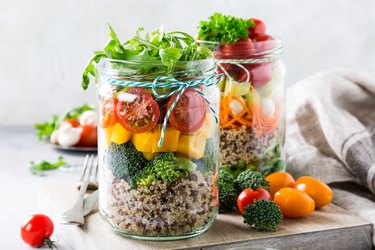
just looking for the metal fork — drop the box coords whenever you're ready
[61,155,98,225]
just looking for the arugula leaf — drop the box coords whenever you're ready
[198,12,255,44]
[34,115,59,141]
[29,156,67,176]
[81,25,213,90]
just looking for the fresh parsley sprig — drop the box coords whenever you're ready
[29,156,68,176]
[198,12,255,44]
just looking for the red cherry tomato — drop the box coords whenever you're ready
[21,214,55,248]
[168,88,206,133]
[239,63,273,88]
[76,125,97,147]
[249,18,267,38]
[116,88,160,133]
[237,188,271,214]
[63,118,80,127]
[100,96,117,128]
[253,34,276,53]
[219,38,256,59]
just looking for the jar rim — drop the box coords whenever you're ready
[197,38,284,57]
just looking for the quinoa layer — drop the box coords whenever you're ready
[104,171,217,236]
[220,126,279,166]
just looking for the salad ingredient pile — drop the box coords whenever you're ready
[86,25,219,237]
[218,169,333,231]
[198,13,285,176]
[35,104,98,148]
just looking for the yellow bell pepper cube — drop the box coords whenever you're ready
[193,113,216,138]
[111,123,132,145]
[102,126,113,148]
[152,125,180,153]
[131,130,153,152]
[177,134,207,160]
[142,152,156,161]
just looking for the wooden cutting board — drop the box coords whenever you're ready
[39,185,373,250]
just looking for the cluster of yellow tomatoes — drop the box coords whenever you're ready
[266,172,333,218]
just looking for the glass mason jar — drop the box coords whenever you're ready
[201,39,286,177]
[96,58,220,240]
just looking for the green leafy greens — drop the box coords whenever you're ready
[34,104,94,141]
[29,156,67,176]
[81,25,213,90]
[198,12,255,44]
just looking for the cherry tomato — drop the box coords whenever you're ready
[100,96,117,128]
[63,118,80,127]
[241,63,273,88]
[249,18,267,38]
[219,38,256,59]
[237,188,271,214]
[295,176,333,208]
[168,88,206,133]
[266,172,296,198]
[274,187,315,218]
[253,34,276,53]
[76,125,98,147]
[21,214,55,248]
[116,88,160,133]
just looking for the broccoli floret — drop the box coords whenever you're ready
[218,169,237,213]
[243,199,283,231]
[134,153,196,188]
[106,141,148,183]
[221,162,259,179]
[235,169,270,193]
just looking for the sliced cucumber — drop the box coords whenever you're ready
[232,82,251,96]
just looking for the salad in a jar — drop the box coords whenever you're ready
[82,25,220,239]
[198,13,286,176]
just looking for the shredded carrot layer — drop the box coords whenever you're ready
[220,85,281,135]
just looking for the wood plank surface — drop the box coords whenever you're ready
[39,185,373,250]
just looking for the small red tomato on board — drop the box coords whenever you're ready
[100,96,117,128]
[63,118,80,128]
[168,88,206,133]
[237,188,271,214]
[253,34,276,53]
[21,214,55,249]
[295,176,333,208]
[76,125,98,147]
[116,87,160,133]
[219,38,256,59]
[249,18,267,38]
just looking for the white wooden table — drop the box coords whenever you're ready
[0,126,86,249]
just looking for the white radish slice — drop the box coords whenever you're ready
[117,92,138,102]
[229,98,245,116]
[260,97,276,117]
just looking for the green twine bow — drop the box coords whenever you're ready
[107,74,223,147]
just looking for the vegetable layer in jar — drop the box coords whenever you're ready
[98,84,219,236]
[198,13,286,176]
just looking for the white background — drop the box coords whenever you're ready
[0,0,374,125]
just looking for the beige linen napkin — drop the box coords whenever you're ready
[285,69,375,245]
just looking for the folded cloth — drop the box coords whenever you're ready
[285,70,375,245]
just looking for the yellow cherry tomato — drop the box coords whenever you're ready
[266,172,296,198]
[274,187,315,218]
[295,176,333,208]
